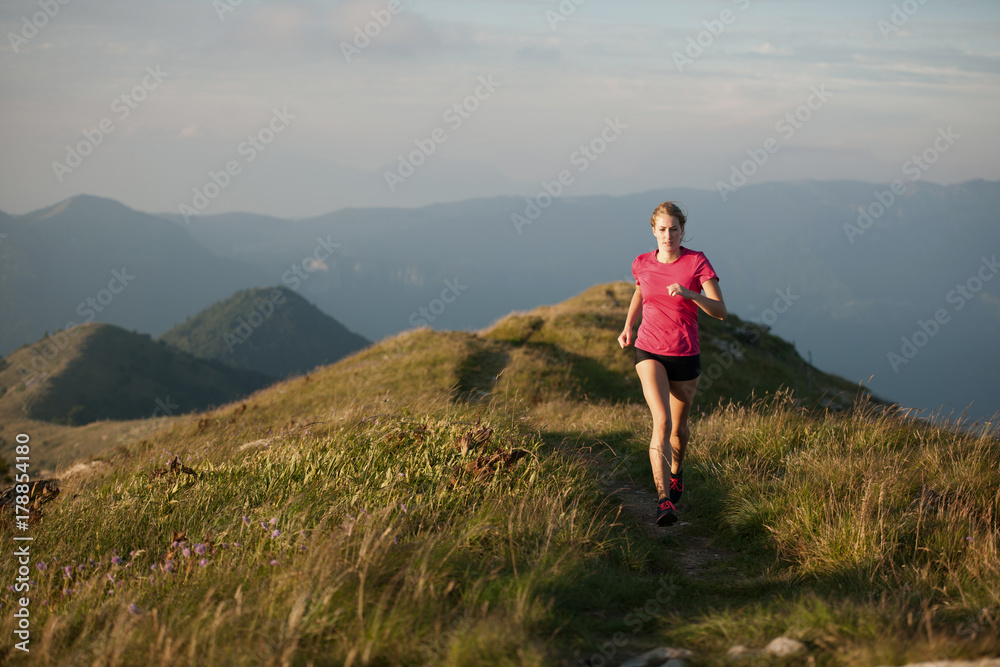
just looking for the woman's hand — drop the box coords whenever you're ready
[618,327,632,349]
[666,283,693,299]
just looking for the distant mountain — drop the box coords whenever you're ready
[158,179,1000,420]
[159,286,369,378]
[0,323,272,426]
[0,195,270,355]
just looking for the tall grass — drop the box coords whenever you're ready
[673,392,1000,663]
[1,392,661,666]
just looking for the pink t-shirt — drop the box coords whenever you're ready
[632,247,719,356]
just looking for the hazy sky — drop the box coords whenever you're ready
[2,0,998,217]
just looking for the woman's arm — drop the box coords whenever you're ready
[618,284,643,348]
[667,278,727,320]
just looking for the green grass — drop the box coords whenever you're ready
[1,282,997,665]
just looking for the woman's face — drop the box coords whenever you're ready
[652,214,683,254]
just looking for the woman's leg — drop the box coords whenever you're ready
[635,359,672,499]
[667,377,699,475]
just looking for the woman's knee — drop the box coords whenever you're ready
[672,422,690,441]
[651,414,671,436]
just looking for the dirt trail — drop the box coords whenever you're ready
[566,431,734,581]
[604,481,734,578]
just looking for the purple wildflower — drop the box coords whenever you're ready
[112,556,124,566]
[164,560,175,573]
[182,548,191,558]
[269,517,278,526]
[400,503,407,514]
[199,559,208,567]
[271,529,281,538]
[194,544,206,555]
[242,516,250,526]
[270,559,278,566]
[128,603,140,615]
[36,562,48,571]
[150,564,158,571]
[63,566,73,579]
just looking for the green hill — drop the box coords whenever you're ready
[1,283,997,666]
[0,322,273,427]
[159,286,369,379]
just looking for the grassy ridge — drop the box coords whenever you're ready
[1,282,997,665]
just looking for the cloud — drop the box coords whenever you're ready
[208,0,441,63]
[749,42,792,56]
[178,124,201,138]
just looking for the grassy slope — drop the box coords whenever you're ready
[0,282,997,666]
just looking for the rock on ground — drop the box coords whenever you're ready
[619,647,695,667]
[765,637,807,658]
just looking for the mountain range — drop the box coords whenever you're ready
[1,180,997,421]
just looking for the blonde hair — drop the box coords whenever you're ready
[650,201,687,229]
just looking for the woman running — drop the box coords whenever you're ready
[617,202,727,526]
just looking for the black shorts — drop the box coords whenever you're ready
[634,347,701,381]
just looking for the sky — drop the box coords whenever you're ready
[1,0,998,217]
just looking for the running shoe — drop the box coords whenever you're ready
[656,497,678,526]
[669,469,684,504]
